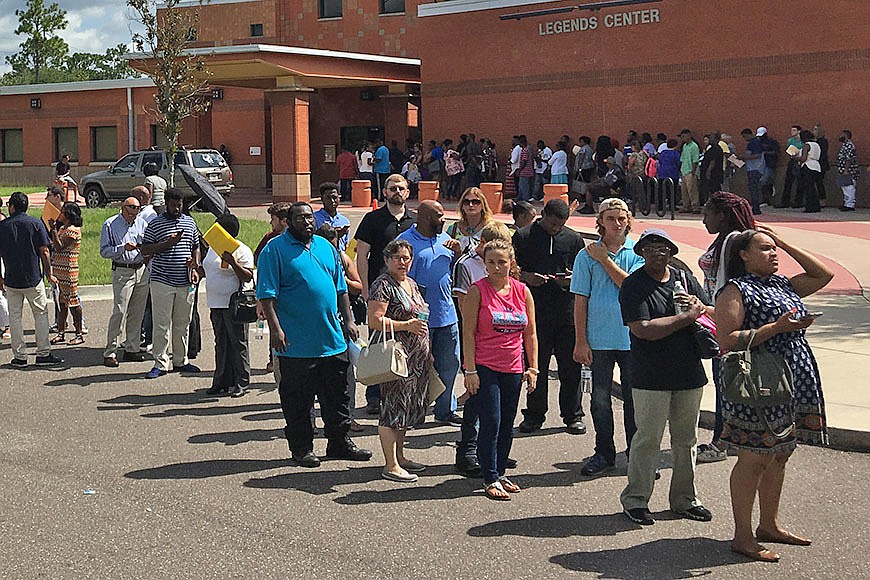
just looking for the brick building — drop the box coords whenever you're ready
[1,0,867,205]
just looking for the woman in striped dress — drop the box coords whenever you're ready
[50,202,84,345]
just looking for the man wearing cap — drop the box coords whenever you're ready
[739,128,765,215]
[618,229,713,526]
[571,198,644,476]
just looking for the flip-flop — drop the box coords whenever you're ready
[382,470,418,483]
[499,477,522,493]
[756,528,812,546]
[484,481,511,501]
[399,460,426,473]
[730,544,780,563]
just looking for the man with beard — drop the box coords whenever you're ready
[354,174,417,412]
[398,200,463,425]
[140,188,201,378]
[257,202,371,468]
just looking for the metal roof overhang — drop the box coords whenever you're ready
[126,44,421,90]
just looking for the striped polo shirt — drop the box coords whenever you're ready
[143,212,200,287]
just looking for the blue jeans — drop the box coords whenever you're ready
[474,364,523,484]
[591,350,636,464]
[431,323,460,419]
[516,176,532,201]
[456,393,479,462]
[746,170,762,214]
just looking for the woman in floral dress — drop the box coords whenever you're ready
[715,224,832,563]
[367,239,432,483]
[50,202,85,345]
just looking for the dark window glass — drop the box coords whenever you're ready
[380,0,404,14]
[54,127,78,162]
[1,129,24,163]
[250,23,264,37]
[320,0,342,18]
[92,126,118,162]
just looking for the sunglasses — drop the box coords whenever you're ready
[463,198,482,206]
[123,204,141,210]
[642,246,672,256]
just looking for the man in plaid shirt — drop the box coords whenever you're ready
[836,129,860,211]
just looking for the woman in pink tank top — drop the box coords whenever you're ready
[460,239,539,500]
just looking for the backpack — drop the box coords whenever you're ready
[644,155,658,178]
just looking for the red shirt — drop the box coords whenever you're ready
[473,277,529,373]
[337,151,358,180]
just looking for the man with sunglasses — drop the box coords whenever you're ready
[100,195,150,367]
[354,174,416,413]
[618,229,713,526]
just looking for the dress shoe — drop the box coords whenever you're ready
[326,437,373,461]
[455,458,483,478]
[145,367,167,379]
[506,457,518,469]
[435,412,463,426]
[122,351,148,362]
[206,385,228,395]
[35,354,63,366]
[566,419,587,435]
[103,356,119,368]
[292,451,321,468]
[174,363,201,373]
[518,419,542,433]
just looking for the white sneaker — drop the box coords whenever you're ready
[696,443,727,464]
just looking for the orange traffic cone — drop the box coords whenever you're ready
[371,198,378,210]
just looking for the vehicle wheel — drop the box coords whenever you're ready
[84,186,105,208]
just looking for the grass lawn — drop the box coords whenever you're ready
[2,185,44,197]
[26,207,270,286]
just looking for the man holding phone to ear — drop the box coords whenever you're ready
[314,182,351,251]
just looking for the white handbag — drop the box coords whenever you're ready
[356,319,410,386]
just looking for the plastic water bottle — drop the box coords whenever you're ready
[581,365,593,393]
[673,280,689,313]
[255,319,265,340]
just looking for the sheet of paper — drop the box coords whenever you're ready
[728,154,745,168]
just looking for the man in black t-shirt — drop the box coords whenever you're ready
[513,199,586,434]
[618,228,713,527]
[353,174,416,412]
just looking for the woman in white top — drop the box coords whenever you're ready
[548,141,569,184]
[357,143,374,191]
[200,214,255,398]
[796,129,822,213]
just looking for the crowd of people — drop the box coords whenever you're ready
[0,124,846,563]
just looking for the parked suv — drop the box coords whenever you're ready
[80,148,233,208]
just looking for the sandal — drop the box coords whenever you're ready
[67,334,85,346]
[499,476,522,493]
[484,481,511,501]
[50,333,66,345]
[1,327,10,339]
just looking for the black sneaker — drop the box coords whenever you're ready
[506,457,518,469]
[566,419,587,435]
[35,354,64,366]
[455,458,482,478]
[435,412,463,426]
[326,438,372,461]
[674,505,713,522]
[206,385,228,396]
[229,385,247,398]
[624,508,655,526]
[518,419,543,433]
[581,454,615,476]
[10,358,28,368]
[292,451,321,468]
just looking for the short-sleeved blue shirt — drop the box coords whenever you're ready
[374,145,391,173]
[397,225,458,328]
[313,208,350,251]
[256,231,348,358]
[744,137,765,173]
[0,212,51,289]
[570,237,644,351]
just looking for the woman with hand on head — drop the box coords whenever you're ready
[461,239,538,500]
[715,224,832,562]
[367,239,432,483]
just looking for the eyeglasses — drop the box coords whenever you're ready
[463,198,482,206]
[642,246,672,256]
[390,255,412,263]
[387,185,407,192]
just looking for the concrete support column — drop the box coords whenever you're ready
[266,89,311,203]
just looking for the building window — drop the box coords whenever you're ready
[54,127,78,162]
[380,0,404,14]
[1,129,24,163]
[319,0,342,18]
[150,125,170,149]
[250,23,264,37]
[92,126,118,162]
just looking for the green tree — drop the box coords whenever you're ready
[6,0,69,84]
[128,0,212,186]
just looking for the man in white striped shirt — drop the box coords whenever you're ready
[141,188,201,378]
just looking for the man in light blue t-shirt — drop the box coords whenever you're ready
[571,198,644,476]
[373,139,392,197]
[397,200,463,425]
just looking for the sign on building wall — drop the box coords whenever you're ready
[538,8,660,36]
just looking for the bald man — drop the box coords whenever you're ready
[99,195,150,366]
[131,185,158,224]
[397,199,464,425]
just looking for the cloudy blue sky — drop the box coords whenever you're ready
[0,0,145,75]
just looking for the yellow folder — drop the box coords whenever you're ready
[203,222,240,258]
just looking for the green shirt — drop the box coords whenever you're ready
[680,141,699,176]
[787,136,803,155]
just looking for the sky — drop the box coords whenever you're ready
[0,0,144,76]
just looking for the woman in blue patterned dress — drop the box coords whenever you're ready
[715,224,833,563]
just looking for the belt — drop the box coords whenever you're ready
[112,261,144,270]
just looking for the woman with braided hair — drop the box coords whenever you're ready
[695,191,756,463]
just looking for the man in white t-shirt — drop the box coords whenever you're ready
[534,140,553,200]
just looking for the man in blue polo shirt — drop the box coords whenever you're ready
[373,139,392,196]
[571,198,644,476]
[313,182,350,251]
[257,202,371,468]
[397,200,463,425]
[0,192,63,367]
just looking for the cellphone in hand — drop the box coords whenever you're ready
[793,311,823,321]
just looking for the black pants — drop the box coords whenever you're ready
[209,308,250,389]
[781,159,800,207]
[278,355,350,455]
[522,319,583,425]
[815,170,827,200]
[797,166,821,212]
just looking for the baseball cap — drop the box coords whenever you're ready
[756,126,767,137]
[634,228,679,256]
[597,197,630,216]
